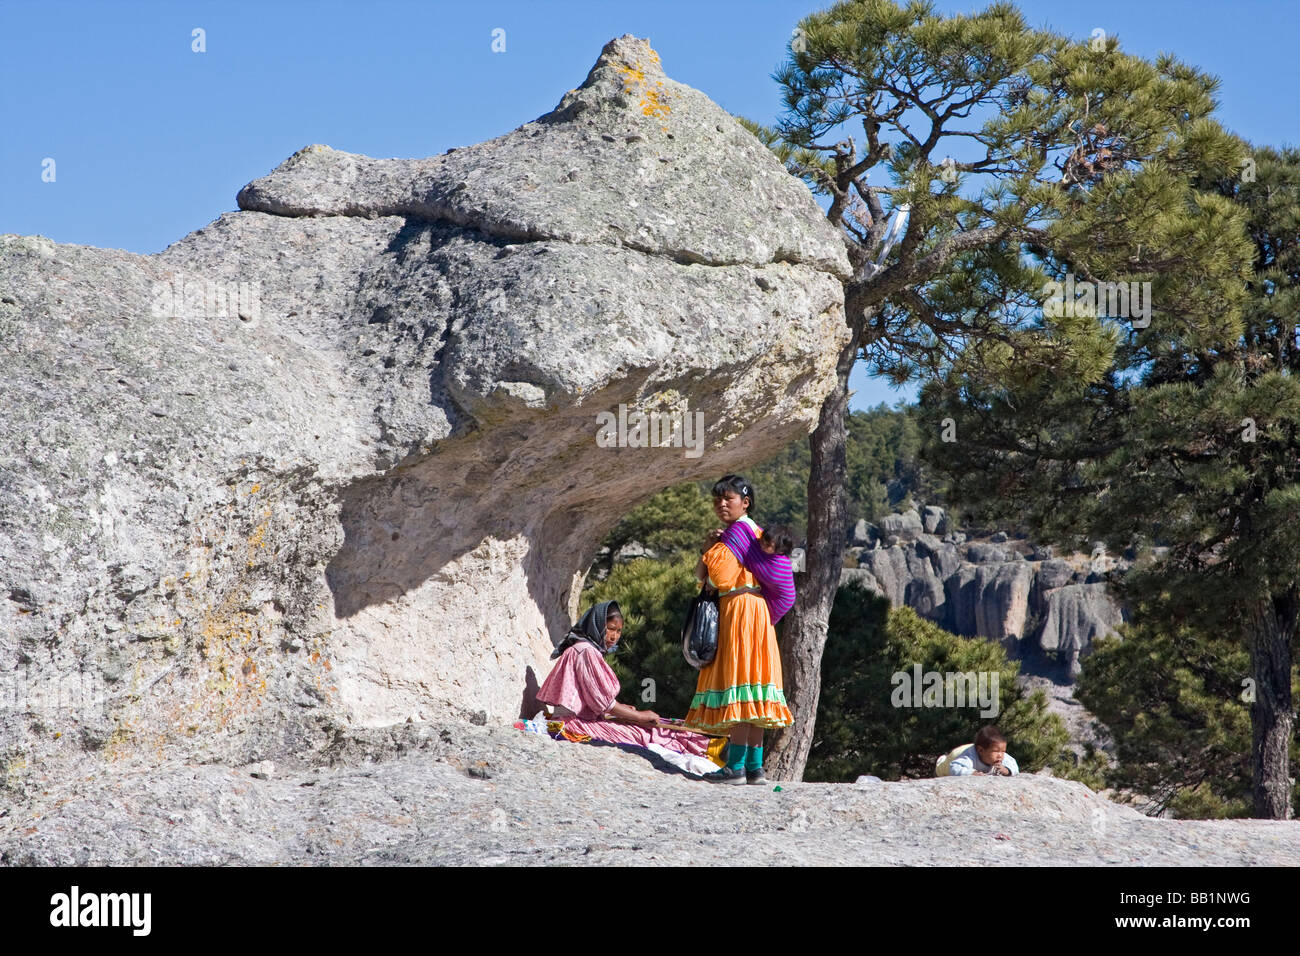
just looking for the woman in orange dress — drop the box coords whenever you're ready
[685,474,793,783]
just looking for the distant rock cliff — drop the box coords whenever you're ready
[843,507,1128,674]
[0,36,849,775]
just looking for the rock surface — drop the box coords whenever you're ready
[3,721,1292,866]
[0,36,849,779]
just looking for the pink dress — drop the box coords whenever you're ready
[536,642,709,756]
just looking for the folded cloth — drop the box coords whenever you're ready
[646,743,725,777]
[559,724,592,743]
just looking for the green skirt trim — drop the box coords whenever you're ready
[687,716,792,733]
[690,682,788,710]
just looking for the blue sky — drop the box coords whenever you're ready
[3,0,1296,410]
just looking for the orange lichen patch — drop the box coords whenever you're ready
[615,58,671,122]
[304,645,336,694]
[641,88,671,118]
[138,508,280,746]
[166,494,333,743]
[104,715,139,763]
[189,584,271,731]
[616,62,647,89]
[246,521,270,568]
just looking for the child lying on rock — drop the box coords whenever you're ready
[935,725,1020,777]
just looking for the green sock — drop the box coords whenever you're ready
[725,744,749,771]
[746,745,764,771]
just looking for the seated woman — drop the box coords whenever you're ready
[536,600,712,759]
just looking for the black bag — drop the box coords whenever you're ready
[682,585,720,669]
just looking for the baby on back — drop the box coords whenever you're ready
[721,516,797,623]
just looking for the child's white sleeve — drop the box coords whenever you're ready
[947,755,977,776]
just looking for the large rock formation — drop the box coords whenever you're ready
[844,506,1128,673]
[0,36,849,776]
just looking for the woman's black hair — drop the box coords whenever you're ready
[711,474,755,515]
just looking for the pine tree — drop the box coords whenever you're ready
[919,146,1299,817]
[600,483,715,560]
[744,0,1250,779]
[1077,620,1256,818]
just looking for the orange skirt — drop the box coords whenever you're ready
[685,591,793,733]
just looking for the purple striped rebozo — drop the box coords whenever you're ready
[721,520,796,623]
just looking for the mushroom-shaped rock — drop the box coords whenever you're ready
[0,36,848,772]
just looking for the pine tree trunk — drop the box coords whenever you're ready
[765,328,857,781]
[1249,588,1296,819]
